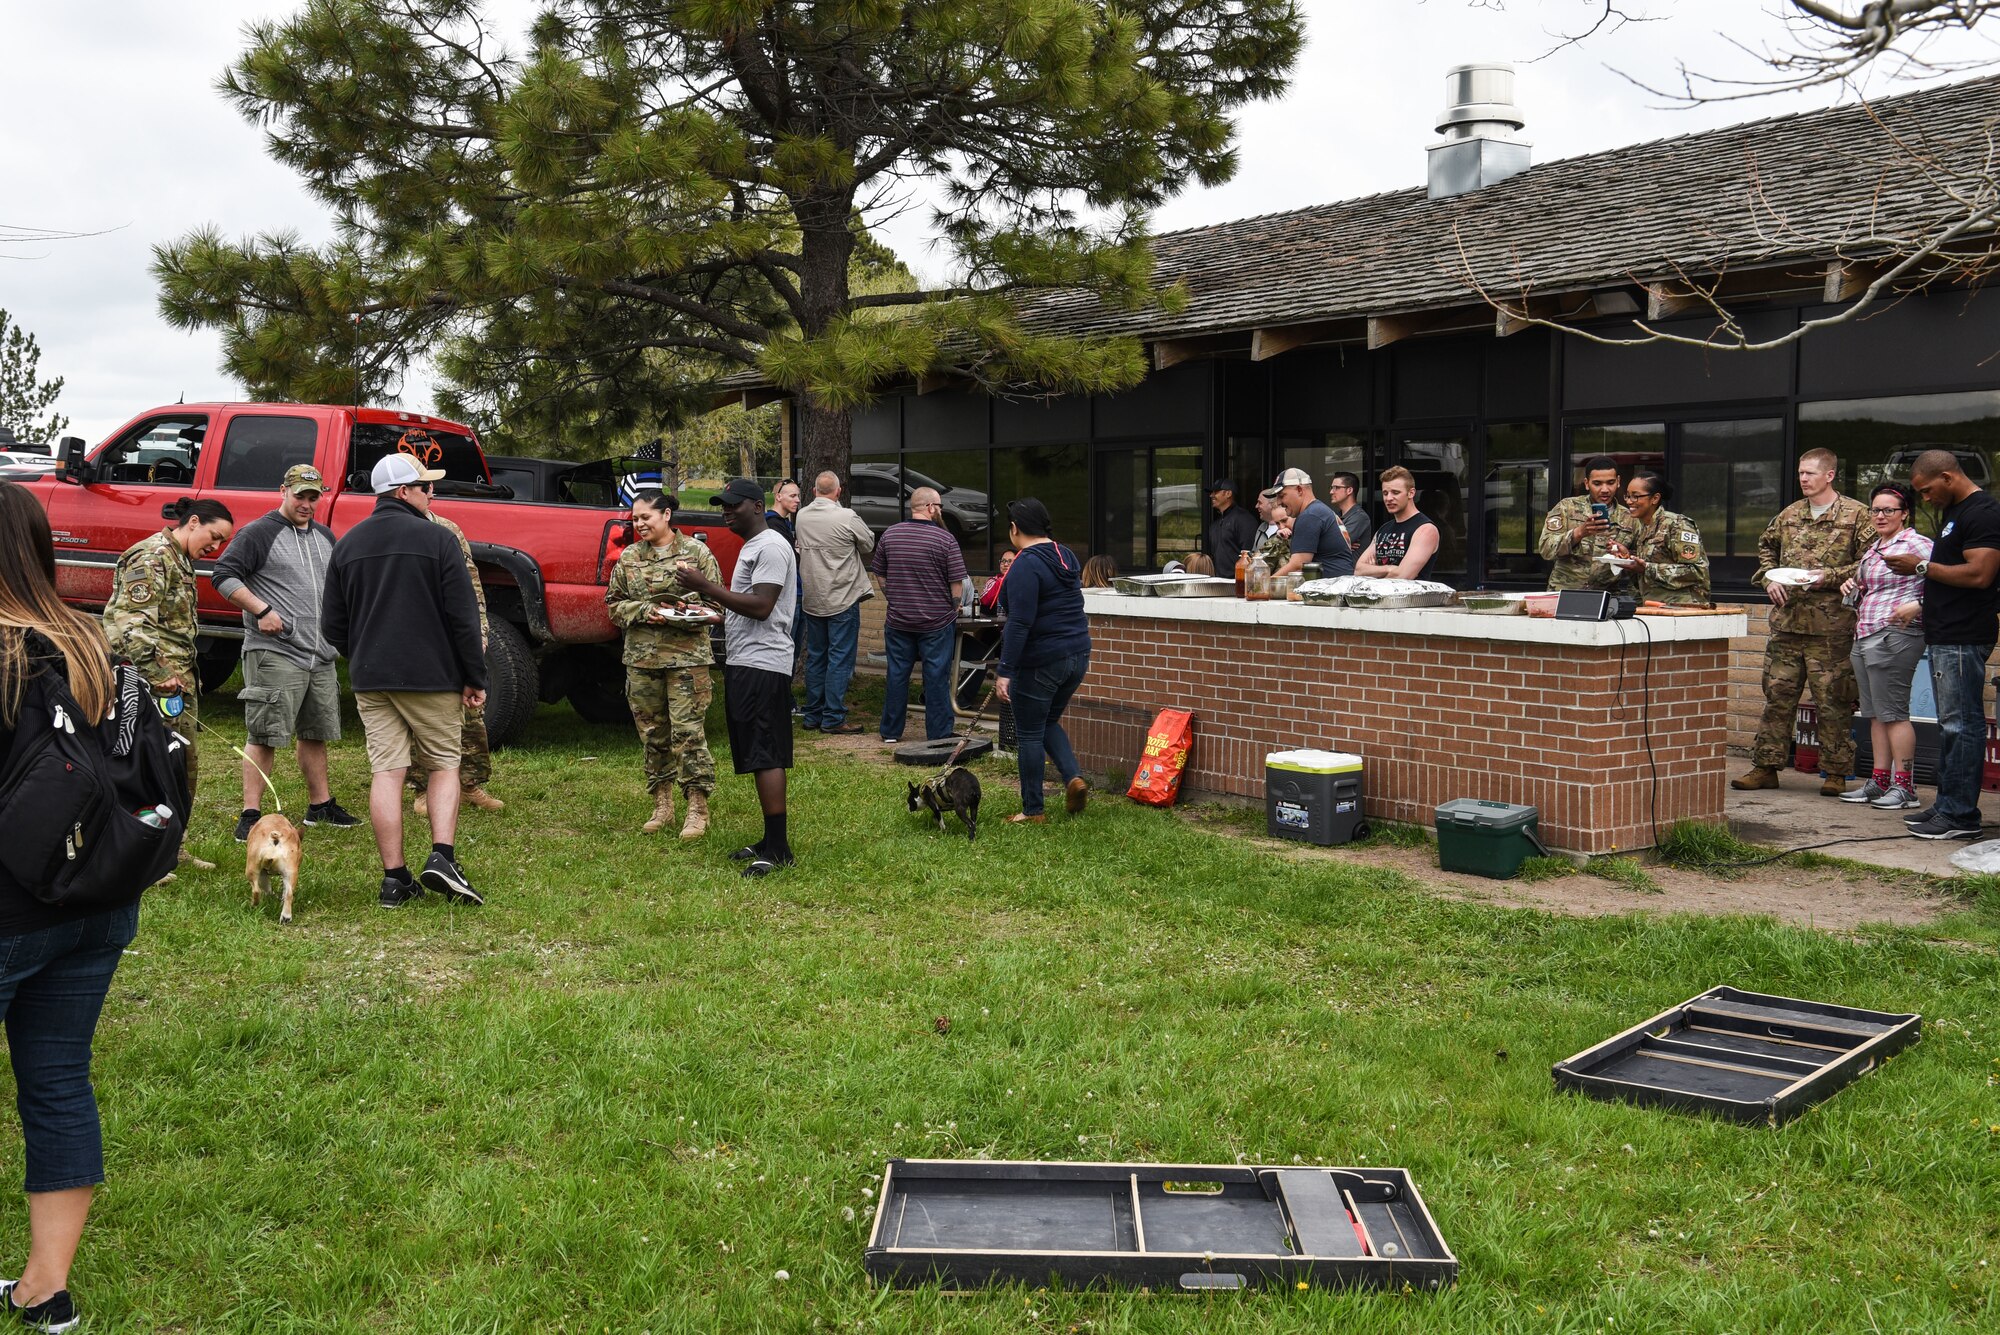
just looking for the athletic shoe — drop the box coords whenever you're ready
[741,854,795,878]
[1839,781,1886,804]
[304,800,361,828]
[1907,815,1981,840]
[0,1281,78,1333]
[1871,785,1922,811]
[419,851,485,906]
[1904,806,1938,826]
[234,809,261,842]
[378,875,423,908]
[729,845,763,861]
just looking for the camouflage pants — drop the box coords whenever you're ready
[407,705,492,792]
[628,665,715,796]
[1752,631,1859,776]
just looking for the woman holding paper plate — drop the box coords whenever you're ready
[607,490,722,838]
[1835,483,1931,810]
[1607,472,1711,606]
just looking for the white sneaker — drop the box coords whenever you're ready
[1871,784,1921,810]
[1839,781,1887,804]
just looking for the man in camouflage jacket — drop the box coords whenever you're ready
[103,528,203,793]
[408,509,505,815]
[1538,457,1639,590]
[607,512,722,836]
[1737,449,1870,794]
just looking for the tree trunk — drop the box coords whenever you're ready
[793,193,858,485]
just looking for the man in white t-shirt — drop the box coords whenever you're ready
[673,477,799,876]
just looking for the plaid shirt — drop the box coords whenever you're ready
[1854,526,1932,639]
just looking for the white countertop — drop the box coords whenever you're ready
[1081,593,1745,645]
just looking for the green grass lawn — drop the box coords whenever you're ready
[6,679,1996,1332]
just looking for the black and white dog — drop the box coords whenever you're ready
[908,766,981,842]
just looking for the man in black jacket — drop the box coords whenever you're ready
[322,453,489,908]
[1205,479,1258,572]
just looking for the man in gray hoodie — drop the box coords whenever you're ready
[211,464,361,838]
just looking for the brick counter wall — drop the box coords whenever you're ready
[1064,610,1735,855]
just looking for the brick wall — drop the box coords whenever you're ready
[1063,611,1736,855]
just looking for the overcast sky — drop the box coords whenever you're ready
[3,1,1993,443]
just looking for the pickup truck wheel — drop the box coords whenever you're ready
[567,662,634,727]
[196,640,241,695]
[483,619,540,748]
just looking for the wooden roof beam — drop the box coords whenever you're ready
[1825,258,1890,303]
[1250,321,1352,361]
[1150,335,1238,371]
[1365,306,1491,350]
[741,387,788,410]
[1494,290,1640,337]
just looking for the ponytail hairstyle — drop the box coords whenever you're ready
[166,496,235,529]
[632,489,677,514]
[0,482,114,726]
[1629,471,1672,506]
[1007,498,1054,538]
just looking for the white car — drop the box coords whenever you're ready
[0,450,58,470]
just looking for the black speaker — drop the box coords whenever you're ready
[1554,591,1638,621]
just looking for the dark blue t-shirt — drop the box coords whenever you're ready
[1290,499,1355,577]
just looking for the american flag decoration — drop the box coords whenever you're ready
[617,438,665,505]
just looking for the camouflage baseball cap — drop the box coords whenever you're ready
[282,464,326,496]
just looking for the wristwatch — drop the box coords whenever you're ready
[1915,560,1930,579]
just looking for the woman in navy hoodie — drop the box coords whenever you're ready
[995,499,1092,823]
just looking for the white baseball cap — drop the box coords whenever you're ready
[371,453,447,494]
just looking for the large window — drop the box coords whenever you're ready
[906,450,991,571]
[1484,423,1549,580]
[1397,431,1470,580]
[1281,432,1367,507]
[993,444,1090,561]
[92,414,207,485]
[213,414,318,491]
[1799,390,2000,533]
[1566,424,1666,490]
[1680,418,1786,586]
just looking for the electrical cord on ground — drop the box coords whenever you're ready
[1611,615,1664,851]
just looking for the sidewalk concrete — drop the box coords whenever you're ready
[1726,765,1994,878]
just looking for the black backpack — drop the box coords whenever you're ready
[0,658,191,909]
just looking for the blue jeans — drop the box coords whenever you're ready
[882,623,956,741]
[1011,651,1090,816]
[1928,642,1994,827]
[0,901,140,1192]
[802,603,861,728]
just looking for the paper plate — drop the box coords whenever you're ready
[1595,554,1636,568]
[1765,567,1822,587]
[654,606,717,622]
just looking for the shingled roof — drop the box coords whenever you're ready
[1011,72,2000,348]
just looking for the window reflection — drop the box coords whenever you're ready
[1398,432,1470,579]
[994,444,1090,561]
[1485,423,1549,579]
[1800,391,2000,535]
[1680,419,1785,587]
[905,450,991,571]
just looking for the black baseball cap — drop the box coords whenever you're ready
[1207,478,1236,493]
[715,477,765,508]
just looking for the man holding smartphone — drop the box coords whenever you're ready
[1539,455,1638,590]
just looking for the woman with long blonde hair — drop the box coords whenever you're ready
[0,481,139,1331]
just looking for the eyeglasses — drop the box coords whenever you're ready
[1868,506,1906,515]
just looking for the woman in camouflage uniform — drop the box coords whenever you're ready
[101,497,234,863]
[607,490,722,837]
[1611,472,1711,606]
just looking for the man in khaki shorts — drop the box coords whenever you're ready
[211,463,363,838]
[322,453,489,908]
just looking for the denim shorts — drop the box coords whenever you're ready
[0,901,141,1192]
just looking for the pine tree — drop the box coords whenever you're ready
[153,0,1301,478]
[0,309,69,443]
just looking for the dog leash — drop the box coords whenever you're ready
[940,682,998,770]
[160,691,284,814]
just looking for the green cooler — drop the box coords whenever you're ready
[1266,750,1365,845]
[1434,799,1549,878]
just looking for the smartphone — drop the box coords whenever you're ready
[1590,502,1610,523]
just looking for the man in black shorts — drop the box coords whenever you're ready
[674,477,799,876]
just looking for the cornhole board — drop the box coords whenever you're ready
[1553,986,1920,1126]
[863,1158,1457,1292]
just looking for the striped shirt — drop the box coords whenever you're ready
[1853,526,1932,639]
[869,519,967,632]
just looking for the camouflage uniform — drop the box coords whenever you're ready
[607,532,721,797]
[102,529,203,796]
[408,512,493,792]
[1628,509,1712,607]
[1257,526,1290,572]
[1538,495,1641,590]
[1749,494,1870,775]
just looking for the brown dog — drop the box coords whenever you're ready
[243,812,303,924]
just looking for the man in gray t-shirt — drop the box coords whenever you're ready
[673,477,800,878]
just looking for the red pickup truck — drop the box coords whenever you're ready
[23,403,740,745]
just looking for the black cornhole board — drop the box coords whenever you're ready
[864,1158,1457,1292]
[1553,986,1920,1126]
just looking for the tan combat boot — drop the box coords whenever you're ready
[680,790,710,840]
[1731,766,1781,791]
[464,786,506,812]
[642,787,676,834]
[1819,775,1847,798]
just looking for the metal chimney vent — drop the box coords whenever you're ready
[1427,62,1532,200]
